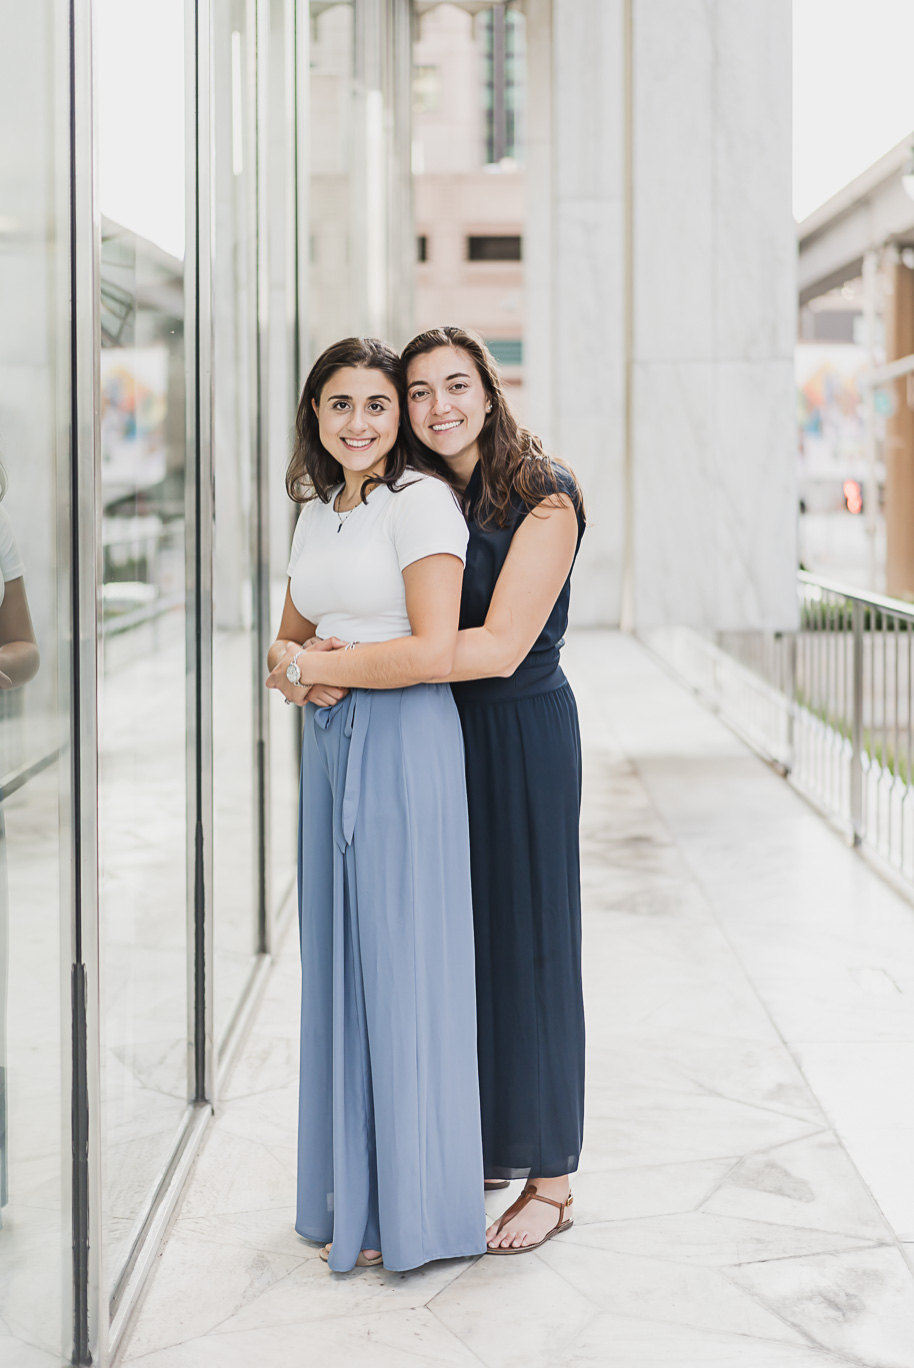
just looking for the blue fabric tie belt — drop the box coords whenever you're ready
[312,689,373,852]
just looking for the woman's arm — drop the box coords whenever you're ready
[446,495,579,683]
[266,553,463,695]
[268,584,315,673]
[0,578,39,688]
[266,585,346,708]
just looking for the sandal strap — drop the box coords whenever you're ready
[493,1184,573,1235]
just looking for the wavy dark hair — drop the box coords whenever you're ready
[287,336,419,504]
[401,325,584,529]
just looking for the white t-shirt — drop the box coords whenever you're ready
[287,470,468,643]
[0,504,24,607]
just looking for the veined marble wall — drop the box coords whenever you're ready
[525,0,627,627]
[631,0,796,630]
[524,0,797,630]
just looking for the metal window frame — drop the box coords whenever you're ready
[69,0,104,1358]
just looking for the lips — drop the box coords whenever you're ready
[430,419,463,433]
[341,437,375,450]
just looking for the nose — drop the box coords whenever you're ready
[347,408,370,433]
[430,391,451,415]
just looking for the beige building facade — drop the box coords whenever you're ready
[413,4,526,399]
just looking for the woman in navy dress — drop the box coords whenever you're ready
[402,326,585,1254]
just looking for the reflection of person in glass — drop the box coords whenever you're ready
[0,467,40,1218]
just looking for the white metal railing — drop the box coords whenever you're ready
[645,572,914,891]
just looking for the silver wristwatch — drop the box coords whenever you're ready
[285,648,305,685]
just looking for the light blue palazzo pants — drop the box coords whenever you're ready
[295,685,486,1272]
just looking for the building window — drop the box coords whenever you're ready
[413,64,440,115]
[486,338,524,365]
[467,234,522,262]
[417,234,428,262]
[480,5,525,164]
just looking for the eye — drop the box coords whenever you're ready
[331,400,350,412]
[367,401,385,413]
[450,383,468,393]
[409,388,428,402]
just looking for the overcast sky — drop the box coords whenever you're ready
[793,0,914,221]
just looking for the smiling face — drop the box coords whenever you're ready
[406,346,491,473]
[312,366,400,478]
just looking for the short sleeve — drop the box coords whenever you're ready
[286,504,311,577]
[390,476,469,571]
[0,505,24,581]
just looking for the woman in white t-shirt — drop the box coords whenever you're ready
[0,499,39,692]
[0,486,39,1218]
[265,338,485,1273]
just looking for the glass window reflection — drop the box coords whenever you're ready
[0,0,71,1361]
[96,0,189,1294]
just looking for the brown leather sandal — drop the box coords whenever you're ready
[485,1183,574,1255]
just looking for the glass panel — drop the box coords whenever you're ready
[309,1,356,350]
[96,0,189,1292]
[212,4,259,1040]
[267,0,300,925]
[0,1,72,1362]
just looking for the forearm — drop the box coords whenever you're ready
[0,641,39,686]
[303,634,453,690]
[442,626,516,683]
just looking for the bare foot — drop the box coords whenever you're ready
[486,1175,571,1251]
[321,1243,382,1264]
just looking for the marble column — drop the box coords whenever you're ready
[524,0,627,626]
[524,0,797,630]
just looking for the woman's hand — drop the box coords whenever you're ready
[265,636,350,707]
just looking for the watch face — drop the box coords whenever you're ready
[286,661,301,685]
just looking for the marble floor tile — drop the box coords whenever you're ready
[794,1044,914,1127]
[122,1231,308,1358]
[0,1335,64,1368]
[560,1211,879,1266]
[218,1031,300,1101]
[178,1127,296,1219]
[214,1252,478,1336]
[750,975,914,1044]
[702,1131,892,1241]
[569,1157,737,1224]
[428,1252,598,1368]
[830,1128,914,1241]
[177,1206,310,1259]
[731,1245,914,1367]
[124,1307,482,1368]
[538,1238,809,1344]
[560,1312,862,1366]
[580,1096,818,1173]
[214,1084,299,1151]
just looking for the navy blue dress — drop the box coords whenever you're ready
[451,461,585,1180]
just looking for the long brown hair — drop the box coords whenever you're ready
[401,325,584,529]
[287,337,419,504]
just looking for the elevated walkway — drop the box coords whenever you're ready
[120,632,914,1367]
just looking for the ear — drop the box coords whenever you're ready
[311,397,319,417]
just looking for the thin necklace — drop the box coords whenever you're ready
[334,488,360,534]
